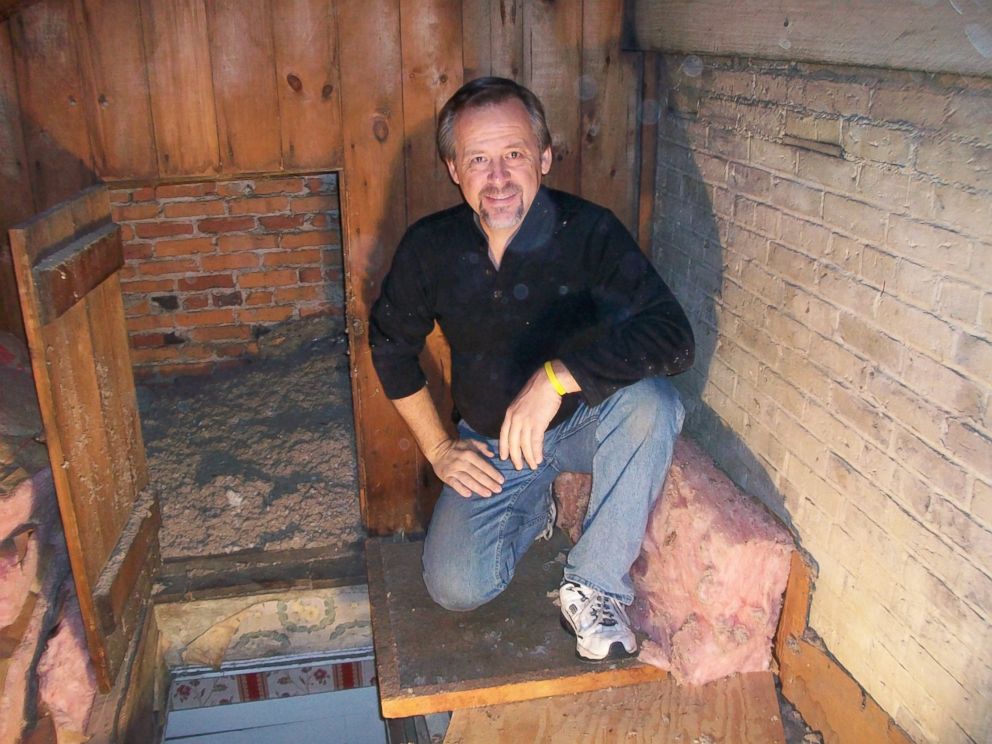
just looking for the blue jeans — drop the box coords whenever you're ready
[422,376,684,610]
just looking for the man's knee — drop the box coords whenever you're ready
[422,562,495,611]
[613,376,685,436]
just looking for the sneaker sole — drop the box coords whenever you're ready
[558,614,636,663]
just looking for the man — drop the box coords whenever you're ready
[370,78,693,661]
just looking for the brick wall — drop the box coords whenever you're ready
[110,174,342,378]
[652,56,990,743]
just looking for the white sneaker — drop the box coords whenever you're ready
[559,580,637,661]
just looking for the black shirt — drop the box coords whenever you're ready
[370,187,694,439]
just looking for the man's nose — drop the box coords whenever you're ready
[487,159,509,181]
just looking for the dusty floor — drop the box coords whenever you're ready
[138,316,364,560]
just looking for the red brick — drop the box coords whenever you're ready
[251,177,306,195]
[216,341,260,358]
[137,361,216,378]
[290,195,337,214]
[123,243,153,261]
[281,230,338,249]
[300,304,335,318]
[123,298,152,317]
[275,285,324,303]
[310,214,332,228]
[245,290,274,306]
[133,258,199,276]
[156,182,216,199]
[229,196,290,215]
[178,274,236,292]
[298,267,323,283]
[174,309,236,327]
[306,176,337,194]
[114,203,161,221]
[126,315,170,332]
[135,221,195,239]
[154,237,215,257]
[238,269,298,288]
[163,200,227,218]
[218,234,277,252]
[131,332,166,349]
[131,346,185,363]
[121,278,177,293]
[216,181,252,197]
[239,306,294,323]
[202,253,259,271]
[211,290,244,308]
[187,325,252,342]
[120,224,136,241]
[198,216,256,233]
[262,248,321,267]
[181,294,210,310]
[259,214,306,231]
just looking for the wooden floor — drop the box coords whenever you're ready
[444,673,786,743]
[367,535,670,719]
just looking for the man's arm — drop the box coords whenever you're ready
[392,386,505,498]
[499,359,577,471]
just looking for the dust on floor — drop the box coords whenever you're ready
[138,317,364,560]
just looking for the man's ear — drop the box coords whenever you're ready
[540,146,552,176]
[446,159,460,185]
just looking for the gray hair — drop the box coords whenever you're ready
[436,77,552,163]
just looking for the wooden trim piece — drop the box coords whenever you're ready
[636,53,662,254]
[774,551,914,744]
[32,221,121,324]
[626,0,992,78]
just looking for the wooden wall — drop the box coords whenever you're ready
[0,0,651,534]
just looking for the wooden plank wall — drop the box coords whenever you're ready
[0,0,647,535]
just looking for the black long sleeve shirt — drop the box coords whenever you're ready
[370,187,694,439]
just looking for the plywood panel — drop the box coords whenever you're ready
[140,0,219,176]
[338,0,425,535]
[272,0,343,171]
[207,0,281,173]
[367,536,668,718]
[627,0,992,78]
[461,0,491,81]
[580,1,640,232]
[445,673,786,743]
[523,0,581,195]
[10,0,95,210]
[73,0,157,179]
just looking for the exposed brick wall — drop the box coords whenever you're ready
[110,174,342,378]
[652,56,990,743]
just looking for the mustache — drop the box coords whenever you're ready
[479,184,522,198]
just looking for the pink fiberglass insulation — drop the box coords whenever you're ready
[37,582,97,739]
[0,528,41,630]
[1,469,55,544]
[629,437,794,685]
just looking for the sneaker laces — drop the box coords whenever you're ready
[592,593,618,627]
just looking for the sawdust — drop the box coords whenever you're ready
[138,316,363,559]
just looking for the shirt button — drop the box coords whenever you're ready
[492,289,502,299]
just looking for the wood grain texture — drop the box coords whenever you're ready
[627,0,992,77]
[460,0,491,81]
[10,0,96,210]
[490,0,522,80]
[73,0,157,179]
[367,537,670,719]
[444,672,786,743]
[271,0,343,171]
[636,52,661,253]
[338,0,425,535]
[140,0,219,176]
[523,0,581,195]
[580,1,640,232]
[207,0,281,173]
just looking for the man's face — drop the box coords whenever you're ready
[446,99,553,240]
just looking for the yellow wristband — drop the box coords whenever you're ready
[544,361,567,396]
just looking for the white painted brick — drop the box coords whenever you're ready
[973,479,992,528]
[798,77,871,118]
[824,232,863,275]
[810,331,872,388]
[866,369,946,445]
[768,175,823,218]
[785,110,841,146]
[767,240,820,287]
[822,192,887,243]
[816,267,880,318]
[843,121,915,166]
[781,283,838,337]
[952,332,992,386]
[893,428,969,503]
[931,182,992,240]
[735,101,785,140]
[796,149,858,194]
[902,349,986,422]
[870,85,950,131]
[886,214,973,278]
[944,418,992,484]
[752,71,790,104]
[943,89,992,143]
[748,136,796,175]
[874,295,956,360]
[779,213,831,255]
[916,137,992,192]
[829,383,893,447]
[857,163,911,211]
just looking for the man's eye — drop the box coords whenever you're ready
[471,156,486,164]
[507,151,521,159]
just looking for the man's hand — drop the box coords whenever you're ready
[499,365,566,470]
[429,438,505,498]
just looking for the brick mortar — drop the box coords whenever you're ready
[655,54,991,744]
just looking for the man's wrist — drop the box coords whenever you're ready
[544,360,567,396]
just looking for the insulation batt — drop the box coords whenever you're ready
[37,583,98,741]
[553,437,794,686]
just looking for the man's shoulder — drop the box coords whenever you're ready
[544,188,613,225]
[407,201,474,238]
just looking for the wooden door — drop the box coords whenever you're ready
[8,185,160,692]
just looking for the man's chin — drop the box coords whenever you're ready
[481,206,524,231]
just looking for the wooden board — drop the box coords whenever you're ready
[523,0,581,195]
[271,0,344,171]
[206,0,281,173]
[367,535,668,719]
[10,0,96,210]
[627,0,992,78]
[460,0,491,81]
[73,0,157,180]
[8,184,159,692]
[636,53,662,253]
[139,0,219,176]
[445,672,786,743]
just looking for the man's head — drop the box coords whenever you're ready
[438,78,553,241]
